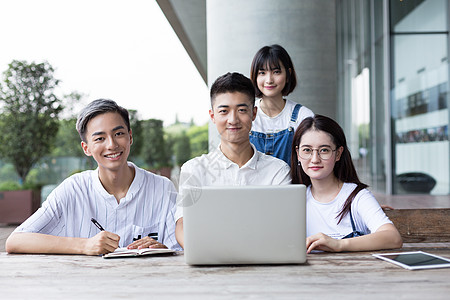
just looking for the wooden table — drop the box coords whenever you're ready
[1,249,449,299]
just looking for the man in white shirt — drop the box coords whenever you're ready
[6,99,180,255]
[175,72,291,248]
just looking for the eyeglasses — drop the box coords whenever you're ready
[297,146,336,160]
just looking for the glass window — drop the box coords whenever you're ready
[391,0,447,33]
[390,0,449,194]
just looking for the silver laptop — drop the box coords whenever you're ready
[183,184,306,265]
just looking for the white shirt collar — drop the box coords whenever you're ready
[92,161,142,200]
[216,143,260,170]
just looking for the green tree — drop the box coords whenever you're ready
[52,118,84,157]
[0,60,63,183]
[141,119,170,168]
[175,132,191,165]
[0,163,20,183]
[51,92,97,172]
[167,131,191,166]
[128,109,143,160]
[63,91,86,118]
[52,91,88,158]
[187,123,208,158]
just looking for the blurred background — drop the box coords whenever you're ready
[0,0,209,204]
[0,0,448,214]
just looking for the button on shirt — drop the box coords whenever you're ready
[175,144,291,220]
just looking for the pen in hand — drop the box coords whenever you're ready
[91,218,105,231]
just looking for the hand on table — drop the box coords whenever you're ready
[84,231,120,255]
[306,233,343,254]
[127,236,167,249]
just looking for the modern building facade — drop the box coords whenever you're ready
[337,0,449,195]
[157,0,449,195]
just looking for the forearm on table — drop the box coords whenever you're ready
[6,232,88,255]
[340,224,403,252]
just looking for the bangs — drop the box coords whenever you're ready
[250,44,297,97]
[256,52,282,71]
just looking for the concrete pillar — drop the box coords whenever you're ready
[207,0,337,150]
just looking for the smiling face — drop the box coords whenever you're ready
[296,129,343,183]
[81,112,132,173]
[209,91,257,147]
[256,61,288,99]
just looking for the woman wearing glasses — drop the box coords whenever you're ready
[290,115,402,253]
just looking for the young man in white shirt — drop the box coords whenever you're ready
[6,99,181,255]
[175,72,291,248]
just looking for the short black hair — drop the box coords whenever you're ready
[210,72,255,107]
[76,99,130,142]
[250,44,297,98]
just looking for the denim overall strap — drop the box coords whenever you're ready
[349,210,357,232]
[290,104,301,126]
[342,210,365,239]
[249,103,302,165]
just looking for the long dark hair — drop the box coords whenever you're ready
[290,115,368,224]
[250,44,297,98]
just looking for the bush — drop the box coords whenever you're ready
[0,180,21,191]
[0,180,42,191]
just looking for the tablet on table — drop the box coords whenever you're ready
[373,251,450,270]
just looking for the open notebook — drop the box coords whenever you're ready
[103,247,175,259]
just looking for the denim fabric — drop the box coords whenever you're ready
[250,104,301,165]
[342,210,365,239]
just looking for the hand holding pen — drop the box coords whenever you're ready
[85,218,120,255]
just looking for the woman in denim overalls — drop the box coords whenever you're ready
[290,115,403,253]
[249,44,314,165]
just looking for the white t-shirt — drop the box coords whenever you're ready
[252,99,314,133]
[175,143,291,221]
[15,162,181,250]
[306,183,392,239]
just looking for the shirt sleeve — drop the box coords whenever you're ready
[271,161,292,185]
[14,184,66,235]
[174,159,204,221]
[299,105,315,119]
[174,163,189,221]
[352,188,392,233]
[174,199,184,222]
[294,105,315,129]
[160,178,182,251]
